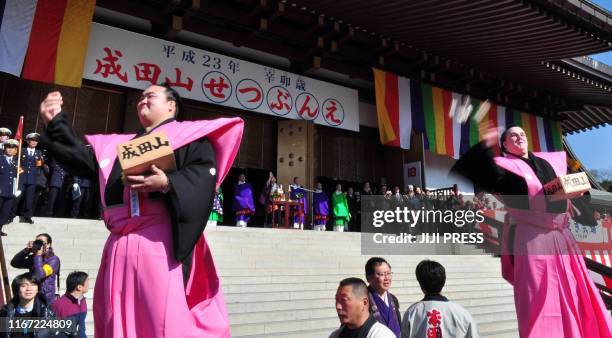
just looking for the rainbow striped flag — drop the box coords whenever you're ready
[373,68,413,149]
[0,0,95,87]
[373,69,564,158]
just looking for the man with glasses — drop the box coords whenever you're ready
[365,257,401,338]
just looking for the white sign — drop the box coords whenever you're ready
[83,23,359,131]
[403,161,422,189]
[570,219,607,243]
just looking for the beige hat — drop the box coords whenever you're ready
[3,139,19,147]
[0,128,11,136]
[25,132,40,140]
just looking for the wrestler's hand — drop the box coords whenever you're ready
[125,164,169,193]
[39,91,63,125]
[479,121,499,148]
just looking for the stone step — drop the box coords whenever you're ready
[210,259,499,271]
[481,328,522,338]
[230,308,516,337]
[228,303,516,326]
[231,316,339,336]
[219,271,503,285]
[478,319,519,333]
[237,327,339,338]
[222,279,510,294]
[225,295,515,314]
[217,266,501,277]
[1,221,519,337]
[224,288,515,304]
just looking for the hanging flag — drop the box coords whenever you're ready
[422,83,436,152]
[17,0,96,87]
[372,69,565,157]
[373,68,412,149]
[432,86,446,155]
[22,0,96,87]
[551,120,563,151]
[468,98,481,147]
[543,118,554,152]
[450,92,462,159]
[528,114,541,152]
[535,116,547,152]
[0,0,38,76]
[14,116,24,141]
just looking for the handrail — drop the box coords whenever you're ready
[584,256,612,277]
[583,257,612,310]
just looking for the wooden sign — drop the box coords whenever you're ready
[543,172,591,201]
[116,132,176,175]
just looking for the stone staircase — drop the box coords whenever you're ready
[2,218,519,337]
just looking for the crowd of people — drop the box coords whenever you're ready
[0,123,490,237]
[331,257,479,338]
[222,170,483,232]
[1,233,89,338]
[0,128,96,236]
[1,84,607,337]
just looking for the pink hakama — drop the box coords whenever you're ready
[86,118,244,337]
[495,152,612,338]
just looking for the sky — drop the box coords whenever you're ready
[564,0,612,173]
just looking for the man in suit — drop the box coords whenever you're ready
[71,176,91,218]
[18,133,43,224]
[0,139,19,235]
[45,158,66,217]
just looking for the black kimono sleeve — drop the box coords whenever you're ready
[453,142,596,223]
[451,142,530,197]
[164,138,217,282]
[38,112,97,180]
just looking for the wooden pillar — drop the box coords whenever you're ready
[277,120,315,224]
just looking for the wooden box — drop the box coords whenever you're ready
[543,172,591,201]
[116,132,176,175]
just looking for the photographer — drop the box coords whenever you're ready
[10,234,60,304]
[0,272,56,338]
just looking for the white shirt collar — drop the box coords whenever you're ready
[376,291,389,306]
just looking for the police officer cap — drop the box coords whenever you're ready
[25,132,40,140]
[0,128,11,136]
[3,139,19,147]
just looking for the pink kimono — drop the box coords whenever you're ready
[85,118,243,337]
[495,152,612,338]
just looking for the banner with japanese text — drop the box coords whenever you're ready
[83,23,359,131]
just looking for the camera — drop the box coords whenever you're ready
[31,239,45,253]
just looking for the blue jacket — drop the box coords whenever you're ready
[20,148,43,185]
[0,156,16,198]
[52,293,87,338]
[49,160,66,188]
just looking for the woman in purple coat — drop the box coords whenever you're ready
[313,182,329,231]
[10,233,60,304]
[233,173,255,227]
